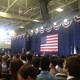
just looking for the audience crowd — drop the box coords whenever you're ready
[0,51,80,80]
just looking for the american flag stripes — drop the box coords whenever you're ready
[40,34,58,52]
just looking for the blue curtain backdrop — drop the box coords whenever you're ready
[11,34,26,53]
[30,20,80,56]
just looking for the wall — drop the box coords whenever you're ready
[0,38,11,49]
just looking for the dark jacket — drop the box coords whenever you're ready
[68,78,80,80]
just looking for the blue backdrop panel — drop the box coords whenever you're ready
[30,33,36,52]
[58,26,71,56]
[30,20,80,56]
[71,21,80,53]
[11,34,26,53]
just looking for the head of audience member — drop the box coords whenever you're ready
[33,57,41,75]
[8,59,23,80]
[40,57,50,71]
[26,51,30,55]
[17,65,37,80]
[27,54,32,61]
[38,54,41,58]
[49,59,57,69]
[63,56,80,78]
[56,58,64,68]
[33,57,40,69]
[20,54,26,61]
[15,54,20,59]
[2,55,8,64]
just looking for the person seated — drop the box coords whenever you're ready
[32,57,41,75]
[37,57,57,80]
[63,56,80,80]
[8,59,23,80]
[17,65,37,80]
[49,59,58,75]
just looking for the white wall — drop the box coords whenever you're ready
[0,38,11,49]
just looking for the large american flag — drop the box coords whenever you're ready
[40,34,58,52]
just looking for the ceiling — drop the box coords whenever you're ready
[0,0,80,35]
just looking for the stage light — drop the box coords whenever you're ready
[41,26,43,29]
[33,20,39,22]
[0,12,6,14]
[56,8,63,12]
[19,26,24,28]
[0,29,7,38]
[36,28,38,31]
[64,19,68,22]
[53,22,57,25]
[31,30,33,32]
[10,30,16,36]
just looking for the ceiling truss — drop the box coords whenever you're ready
[0,0,79,35]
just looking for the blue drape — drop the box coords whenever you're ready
[58,26,71,56]
[30,21,80,56]
[11,34,26,53]
[71,21,80,53]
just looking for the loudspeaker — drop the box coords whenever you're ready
[26,35,31,51]
[39,0,50,22]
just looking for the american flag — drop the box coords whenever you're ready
[40,34,58,52]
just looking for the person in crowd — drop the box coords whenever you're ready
[8,59,23,80]
[33,57,41,75]
[0,64,6,80]
[1,55,8,73]
[15,54,20,59]
[56,58,64,73]
[5,58,12,80]
[20,54,27,64]
[49,59,58,75]
[38,54,41,58]
[33,52,36,57]
[63,56,80,80]
[75,54,80,58]
[37,57,57,80]
[0,55,2,65]
[26,51,30,55]
[26,54,32,65]
[55,58,67,80]
[17,65,37,80]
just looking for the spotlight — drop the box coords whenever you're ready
[31,30,33,32]
[36,28,38,31]
[56,8,63,12]
[10,30,16,36]
[0,29,7,38]
[64,19,68,22]
[41,26,43,29]
[53,22,57,25]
